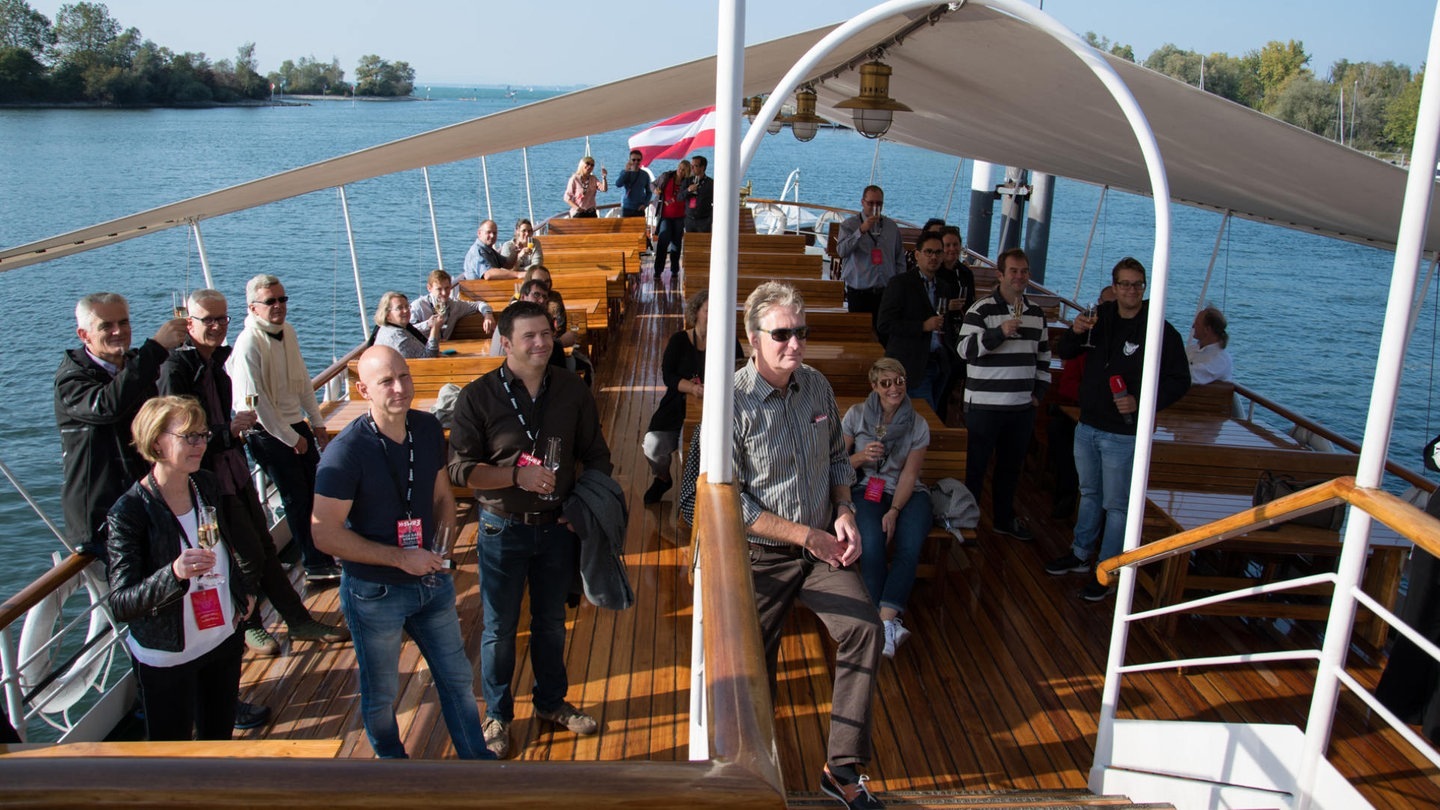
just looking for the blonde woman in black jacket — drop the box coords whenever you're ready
[106,395,253,741]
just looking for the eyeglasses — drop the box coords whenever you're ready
[166,431,210,446]
[762,326,809,342]
[919,249,943,256]
[189,315,230,326]
[876,377,907,390]
[256,296,289,306]
[1114,280,1146,290]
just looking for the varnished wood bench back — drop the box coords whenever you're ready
[1148,443,1357,495]
[545,216,646,235]
[347,356,501,398]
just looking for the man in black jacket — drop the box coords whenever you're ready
[1044,258,1190,600]
[160,289,349,656]
[876,232,958,417]
[681,155,714,233]
[55,293,187,557]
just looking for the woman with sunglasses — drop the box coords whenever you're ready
[106,395,254,741]
[841,358,931,659]
[368,291,439,359]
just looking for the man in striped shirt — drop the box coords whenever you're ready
[957,248,1051,541]
[680,281,885,809]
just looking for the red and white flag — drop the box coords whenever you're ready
[629,106,716,167]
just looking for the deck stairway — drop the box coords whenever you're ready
[786,789,1171,808]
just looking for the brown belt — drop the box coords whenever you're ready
[483,506,562,526]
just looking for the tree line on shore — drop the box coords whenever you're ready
[1085,32,1424,154]
[0,0,414,105]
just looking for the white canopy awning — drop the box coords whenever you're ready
[3,4,1432,272]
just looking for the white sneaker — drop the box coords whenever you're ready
[890,617,912,652]
[882,620,897,659]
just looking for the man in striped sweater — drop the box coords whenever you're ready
[956,248,1051,541]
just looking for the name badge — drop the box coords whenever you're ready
[397,517,423,550]
[688,197,698,209]
[863,476,886,503]
[190,588,225,630]
[870,247,884,265]
[517,452,542,467]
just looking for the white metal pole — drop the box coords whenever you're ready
[687,562,709,761]
[480,157,493,223]
[189,220,215,291]
[523,147,535,226]
[338,187,368,339]
[699,0,745,485]
[868,137,881,186]
[1405,253,1439,340]
[1295,6,1440,807]
[423,167,444,271]
[1196,210,1232,311]
[1070,186,1108,309]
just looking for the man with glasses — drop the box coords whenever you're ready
[227,275,339,584]
[614,149,652,218]
[56,292,188,558]
[837,185,904,322]
[680,281,885,810]
[1045,257,1190,601]
[161,289,349,656]
[877,231,960,418]
[681,154,714,233]
[957,248,1051,542]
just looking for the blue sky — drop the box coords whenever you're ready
[33,1,1437,86]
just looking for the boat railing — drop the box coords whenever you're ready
[1092,475,1440,805]
[0,550,128,742]
[0,481,787,809]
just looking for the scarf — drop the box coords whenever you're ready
[244,313,311,404]
[861,389,916,458]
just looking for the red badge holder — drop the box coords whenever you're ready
[190,587,225,630]
[871,247,884,265]
[396,518,423,550]
[863,476,886,503]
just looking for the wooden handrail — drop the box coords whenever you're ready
[1097,476,1440,586]
[694,477,785,795]
[309,343,367,394]
[1232,381,1436,493]
[0,552,96,633]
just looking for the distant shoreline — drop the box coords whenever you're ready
[0,95,423,110]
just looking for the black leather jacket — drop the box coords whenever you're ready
[105,470,249,653]
[158,343,242,468]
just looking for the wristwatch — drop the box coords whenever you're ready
[835,501,855,516]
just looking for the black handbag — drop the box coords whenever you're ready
[1252,471,1344,530]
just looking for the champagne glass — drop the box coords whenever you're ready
[242,393,260,437]
[873,425,888,471]
[935,297,949,317]
[539,436,562,502]
[195,506,225,588]
[1082,300,1099,348]
[432,524,456,570]
[171,292,187,319]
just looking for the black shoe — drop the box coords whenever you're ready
[1080,580,1115,602]
[234,700,271,730]
[643,477,673,505]
[1044,552,1090,576]
[820,764,884,809]
[992,518,1034,542]
[305,565,342,584]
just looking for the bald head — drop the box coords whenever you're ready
[356,345,413,418]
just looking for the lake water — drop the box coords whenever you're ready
[2,89,1437,597]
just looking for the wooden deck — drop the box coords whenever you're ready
[233,264,1440,808]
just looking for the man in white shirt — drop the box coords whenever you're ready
[1187,306,1234,385]
[227,274,337,584]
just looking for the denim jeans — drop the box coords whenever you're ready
[852,484,931,614]
[339,572,492,760]
[1071,422,1137,564]
[476,509,578,722]
[246,422,332,570]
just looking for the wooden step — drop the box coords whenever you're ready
[786,789,1171,808]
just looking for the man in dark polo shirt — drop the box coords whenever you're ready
[447,300,612,759]
[312,346,492,760]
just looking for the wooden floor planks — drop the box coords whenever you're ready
[230,261,1439,808]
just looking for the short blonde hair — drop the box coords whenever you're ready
[374,292,409,328]
[132,396,207,464]
[744,281,804,338]
[868,357,905,385]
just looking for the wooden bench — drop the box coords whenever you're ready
[537,233,645,265]
[685,232,809,253]
[542,252,630,320]
[683,250,826,278]
[1141,445,1407,646]
[686,274,845,309]
[0,740,342,759]
[342,355,502,399]
[1167,381,1237,416]
[545,216,647,235]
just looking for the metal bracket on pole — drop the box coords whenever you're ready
[338,187,368,340]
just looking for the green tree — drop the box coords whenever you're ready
[1083,31,1134,62]
[0,44,46,99]
[0,0,53,58]
[268,54,347,95]
[53,1,117,59]
[1384,68,1424,152]
[1267,74,1337,135]
[1257,39,1311,110]
[1199,51,1261,107]
[354,53,414,96]
[1145,43,1204,86]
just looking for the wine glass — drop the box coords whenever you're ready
[242,393,260,437]
[432,524,456,571]
[1082,301,1099,348]
[539,436,562,502]
[872,425,888,471]
[171,292,187,319]
[195,506,225,588]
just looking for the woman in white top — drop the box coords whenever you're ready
[106,396,254,740]
[370,291,440,359]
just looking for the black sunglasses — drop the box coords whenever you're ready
[763,326,809,342]
[256,296,289,306]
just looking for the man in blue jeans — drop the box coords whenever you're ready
[313,346,492,760]
[228,274,339,584]
[447,300,612,758]
[1045,258,1190,600]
